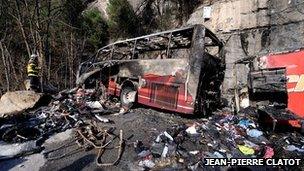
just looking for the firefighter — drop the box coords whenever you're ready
[27,54,40,92]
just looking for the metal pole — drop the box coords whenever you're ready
[166,32,172,57]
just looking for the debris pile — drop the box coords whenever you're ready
[0,88,123,160]
[132,111,304,170]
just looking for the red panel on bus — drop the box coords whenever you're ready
[137,74,195,114]
[263,50,304,118]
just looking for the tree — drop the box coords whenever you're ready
[81,8,109,51]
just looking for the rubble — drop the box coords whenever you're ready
[131,110,304,170]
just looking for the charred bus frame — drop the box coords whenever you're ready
[77,24,224,115]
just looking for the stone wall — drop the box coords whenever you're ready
[187,0,304,100]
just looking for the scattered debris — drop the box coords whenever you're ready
[131,111,304,170]
[0,87,303,170]
[95,114,110,123]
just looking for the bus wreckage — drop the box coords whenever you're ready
[76,25,225,115]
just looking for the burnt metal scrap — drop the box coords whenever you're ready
[233,52,304,132]
[48,122,125,167]
[249,68,288,106]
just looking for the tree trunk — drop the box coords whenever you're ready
[46,0,52,81]
[0,42,10,92]
[4,44,19,89]
[24,0,37,48]
[14,0,31,57]
[69,33,74,88]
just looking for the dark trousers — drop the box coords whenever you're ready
[29,76,40,92]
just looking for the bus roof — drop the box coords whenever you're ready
[96,24,222,53]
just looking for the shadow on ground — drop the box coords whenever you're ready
[0,158,27,171]
[58,154,96,171]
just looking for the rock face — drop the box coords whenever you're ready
[187,0,304,101]
[88,0,145,20]
[90,0,185,29]
[0,91,44,117]
[87,0,109,19]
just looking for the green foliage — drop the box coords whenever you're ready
[81,9,109,50]
[107,0,141,39]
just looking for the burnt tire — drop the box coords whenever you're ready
[120,87,136,109]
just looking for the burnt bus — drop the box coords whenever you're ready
[76,24,225,115]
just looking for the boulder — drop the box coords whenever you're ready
[0,91,46,118]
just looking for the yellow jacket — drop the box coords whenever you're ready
[27,63,39,77]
